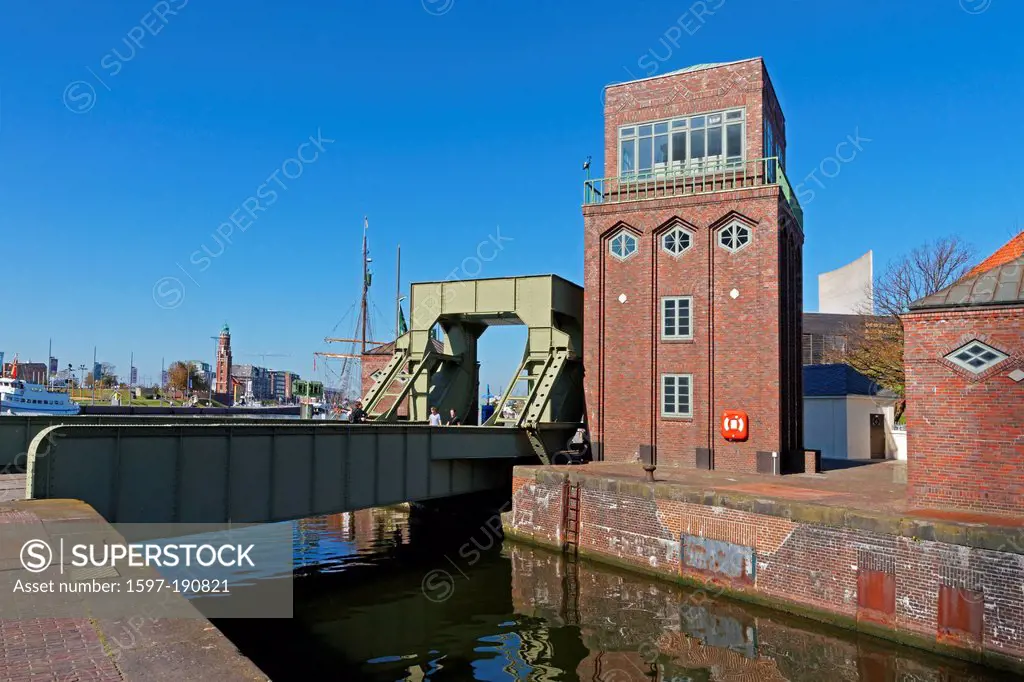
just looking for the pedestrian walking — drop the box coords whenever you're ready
[446,408,461,426]
[428,406,442,426]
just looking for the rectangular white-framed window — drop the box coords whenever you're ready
[619,107,744,178]
[661,373,693,418]
[661,296,693,340]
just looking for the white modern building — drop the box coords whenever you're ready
[803,364,904,461]
[818,251,874,315]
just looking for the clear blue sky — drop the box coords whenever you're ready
[2,0,1021,391]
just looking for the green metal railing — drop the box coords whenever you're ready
[583,156,803,226]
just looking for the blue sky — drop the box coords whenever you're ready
[1,0,1021,391]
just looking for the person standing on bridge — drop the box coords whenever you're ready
[349,401,367,423]
[428,406,442,426]
[445,408,461,426]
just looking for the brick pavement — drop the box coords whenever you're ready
[569,460,1024,528]
[0,474,25,504]
[0,493,268,681]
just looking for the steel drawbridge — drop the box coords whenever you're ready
[360,275,585,464]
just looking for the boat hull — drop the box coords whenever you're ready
[2,402,81,416]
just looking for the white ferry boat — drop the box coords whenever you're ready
[0,362,81,416]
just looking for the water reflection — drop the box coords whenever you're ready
[216,507,1010,682]
[294,508,408,572]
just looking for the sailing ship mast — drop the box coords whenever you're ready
[314,217,387,399]
[360,216,369,355]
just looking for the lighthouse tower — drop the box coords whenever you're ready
[215,323,232,396]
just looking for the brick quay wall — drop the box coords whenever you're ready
[506,543,1002,681]
[503,466,1024,674]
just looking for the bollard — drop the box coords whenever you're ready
[643,464,656,482]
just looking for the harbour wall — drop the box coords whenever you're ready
[507,543,1003,681]
[503,466,1024,675]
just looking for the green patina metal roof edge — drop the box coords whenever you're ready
[909,255,1024,311]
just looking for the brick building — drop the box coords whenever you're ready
[802,313,875,365]
[360,342,395,399]
[360,337,444,417]
[904,232,1024,515]
[230,364,271,400]
[269,370,299,402]
[2,362,46,384]
[583,58,804,472]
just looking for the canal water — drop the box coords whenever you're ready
[216,507,1013,681]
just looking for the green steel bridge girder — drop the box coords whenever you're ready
[0,414,311,472]
[23,422,579,524]
[361,275,586,446]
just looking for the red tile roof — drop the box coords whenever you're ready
[966,231,1024,277]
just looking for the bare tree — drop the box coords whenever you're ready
[872,236,976,317]
[836,236,976,421]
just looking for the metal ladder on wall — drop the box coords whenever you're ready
[562,480,581,554]
[560,478,582,626]
[560,551,581,627]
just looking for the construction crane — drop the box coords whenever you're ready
[240,352,291,366]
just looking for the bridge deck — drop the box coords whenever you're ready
[22,422,577,523]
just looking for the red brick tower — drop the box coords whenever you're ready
[215,323,232,395]
[583,58,804,473]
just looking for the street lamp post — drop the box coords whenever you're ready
[210,336,220,405]
[77,365,88,401]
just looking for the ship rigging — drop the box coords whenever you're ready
[314,217,402,405]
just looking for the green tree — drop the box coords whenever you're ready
[167,361,208,393]
[96,362,118,387]
[830,236,975,420]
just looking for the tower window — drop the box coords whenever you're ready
[609,230,638,260]
[662,297,693,340]
[945,340,1008,374]
[619,107,745,177]
[661,226,693,256]
[661,374,692,417]
[718,222,752,253]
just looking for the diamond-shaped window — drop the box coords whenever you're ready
[945,340,1008,374]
